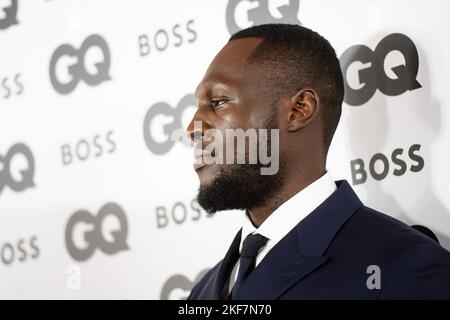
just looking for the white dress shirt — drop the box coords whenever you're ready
[229,171,337,293]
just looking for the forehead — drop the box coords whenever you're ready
[196,38,263,95]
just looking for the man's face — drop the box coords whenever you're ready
[187,38,285,213]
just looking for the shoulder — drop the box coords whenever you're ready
[330,205,442,256]
[329,205,450,299]
[378,240,450,299]
[187,260,221,300]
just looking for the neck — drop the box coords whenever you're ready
[247,166,326,227]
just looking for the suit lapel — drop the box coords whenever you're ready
[198,229,241,299]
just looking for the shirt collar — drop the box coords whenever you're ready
[239,171,337,253]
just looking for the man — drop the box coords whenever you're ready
[186,24,450,299]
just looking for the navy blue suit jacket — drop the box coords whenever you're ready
[189,180,450,299]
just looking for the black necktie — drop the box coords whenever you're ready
[231,233,268,298]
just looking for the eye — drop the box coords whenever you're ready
[211,98,228,109]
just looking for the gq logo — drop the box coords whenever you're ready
[0,0,18,30]
[0,143,35,196]
[143,93,196,155]
[340,33,422,106]
[65,202,129,262]
[49,34,111,95]
[160,269,210,300]
[226,0,301,35]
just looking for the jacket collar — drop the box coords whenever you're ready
[203,229,241,299]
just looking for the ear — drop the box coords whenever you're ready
[286,89,319,132]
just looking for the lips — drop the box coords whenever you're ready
[193,145,216,171]
[193,159,208,171]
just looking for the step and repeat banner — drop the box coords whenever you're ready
[1,0,449,299]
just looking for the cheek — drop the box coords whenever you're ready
[215,110,245,130]
[215,97,271,131]
[229,109,265,130]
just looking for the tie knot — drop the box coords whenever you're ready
[241,233,268,258]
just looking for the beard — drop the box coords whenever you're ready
[196,111,285,214]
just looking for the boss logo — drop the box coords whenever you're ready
[156,198,212,229]
[340,33,422,106]
[1,235,39,267]
[0,143,35,196]
[350,144,424,185]
[226,0,301,35]
[143,93,196,155]
[49,34,111,95]
[1,73,23,100]
[160,269,209,300]
[61,131,116,166]
[138,20,197,57]
[0,0,18,31]
[65,202,129,262]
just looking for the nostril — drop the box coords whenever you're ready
[192,128,203,143]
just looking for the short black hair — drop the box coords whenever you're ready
[229,24,344,154]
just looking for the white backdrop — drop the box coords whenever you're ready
[0,0,449,299]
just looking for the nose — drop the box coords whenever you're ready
[186,108,210,143]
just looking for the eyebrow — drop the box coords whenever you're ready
[195,82,213,98]
[195,81,230,98]
[195,66,245,97]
